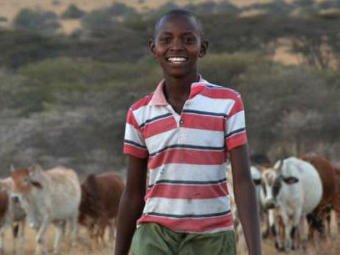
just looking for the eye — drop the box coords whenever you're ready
[183,36,196,44]
[253,178,262,186]
[159,36,171,44]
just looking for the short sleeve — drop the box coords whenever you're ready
[225,93,248,152]
[123,109,149,158]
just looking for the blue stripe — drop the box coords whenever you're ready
[225,128,246,138]
[124,139,147,149]
[182,109,227,118]
[145,210,230,219]
[139,113,173,128]
[149,144,225,157]
[148,178,227,188]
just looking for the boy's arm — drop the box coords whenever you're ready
[230,144,262,255]
[114,155,148,255]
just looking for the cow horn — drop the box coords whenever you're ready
[34,164,43,172]
[10,164,15,173]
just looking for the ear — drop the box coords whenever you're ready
[282,176,299,185]
[30,180,43,189]
[274,159,284,172]
[199,40,208,58]
[148,39,157,57]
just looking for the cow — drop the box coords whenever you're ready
[0,177,26,254]
[333,165,340,233]
[300,155,337,239]
[79,172,124,243]
[11,165,81,255]
[262,157,323,251]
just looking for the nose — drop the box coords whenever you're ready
[170,38,184,51]
[264,199,276,210]
[11,193,22,202]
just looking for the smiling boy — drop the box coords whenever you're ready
[115,9,262,255]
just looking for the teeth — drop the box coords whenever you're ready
[168,57,187,63]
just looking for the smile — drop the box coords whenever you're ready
[166,57,188,64]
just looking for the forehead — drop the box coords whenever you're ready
[12,168,29,180]
[155,14,201,36]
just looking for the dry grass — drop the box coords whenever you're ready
[1,217,340,255]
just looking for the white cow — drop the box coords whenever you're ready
[0,177,26,254]
[263,157,323,251]
[11,165,81,255]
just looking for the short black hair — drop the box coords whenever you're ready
[153,9,203,38]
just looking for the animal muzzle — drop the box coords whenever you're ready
[264,199,276,210]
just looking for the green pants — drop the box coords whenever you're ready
[131,223,236,255]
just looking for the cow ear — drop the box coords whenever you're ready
[283,176,299,185]
[30,180,43,189]
[274,159,284,172]
[32,164,43,174]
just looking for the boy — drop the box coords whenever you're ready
[115,9,262,255]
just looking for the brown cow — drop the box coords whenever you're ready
[332,165,340,233]
[79,172,124,242]
[300,155,337,239]
[0,177,26,255]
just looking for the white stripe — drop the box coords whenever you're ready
[133,105,169,127]
[149,163,228,186]
[188,95,234,114]
[124,123,146,147]
[145,128,225,155]
[143,196,230,216]
[225,111,246,135]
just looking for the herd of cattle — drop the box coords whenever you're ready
[0,165,124,255]
[231,154,340,253]
[1,154,339,254]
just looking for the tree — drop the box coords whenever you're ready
[13,9,60,36]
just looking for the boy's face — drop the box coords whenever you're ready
[149,15,208,79]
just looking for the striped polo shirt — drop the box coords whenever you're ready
[123,78,247,233]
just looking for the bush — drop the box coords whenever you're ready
[13,8,60,36]
[61,4,85,19]
[0,29,67,68]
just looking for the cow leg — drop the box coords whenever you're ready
[54,221,66,255]
[16,219,25,255]
[0,227,5,254]
[281,211,294,252]
[35,216,50,255]
[69,214,78,247]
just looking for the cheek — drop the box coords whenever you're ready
[13,182,30,194]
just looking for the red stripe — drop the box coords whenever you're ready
[181,114,224,131]
[145,183,228,199]
[138,213,233,233]
[126,110,140,130]
[226,132,247,151]
[148,149,225,169]
[123,144,149,158]
[228,96,244,117]
[200,87,239,99]
[130,94,153,111]
[142,117,177,139]
[189,84,205,99]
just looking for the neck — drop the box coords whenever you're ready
[163,72,199,102]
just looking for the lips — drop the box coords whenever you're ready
[166,56,188,64]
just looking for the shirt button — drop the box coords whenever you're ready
[179,119,184,125]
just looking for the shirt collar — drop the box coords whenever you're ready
[150,75,207,106]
